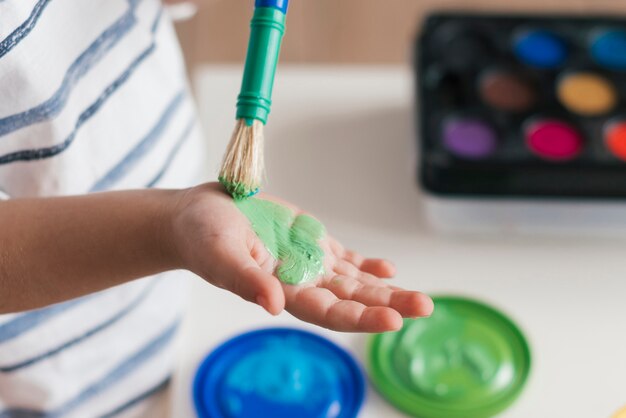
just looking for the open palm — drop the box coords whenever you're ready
[172,183,433,333]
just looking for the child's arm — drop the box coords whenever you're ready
[0,189,180,313]
[0,183,432,332]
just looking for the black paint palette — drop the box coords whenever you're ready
[417,13,626,198]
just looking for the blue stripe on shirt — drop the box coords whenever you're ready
[0,407,44,417]
[99,375,171,418]
[0,0,141,138]
[90,91,185,192]
[0,278,160,373]
[0,0,52,60]
[0,294,97,344]
[0,319,180,418]
[0,8,164,166]
[146,118,196,188]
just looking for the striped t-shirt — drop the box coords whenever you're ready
[0,0,205,416]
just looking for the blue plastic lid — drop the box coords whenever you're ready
[193,328,365,418]
[514,30,568,68]
[256,0,289,14]
[591,30,626,70]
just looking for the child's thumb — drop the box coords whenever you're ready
[236,266,285,316]
[209,246,283,315]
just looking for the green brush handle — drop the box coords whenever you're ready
[236,3,288,125]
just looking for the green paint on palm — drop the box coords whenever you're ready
[235,198,325,285]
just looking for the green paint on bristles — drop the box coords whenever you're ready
[219,177,259,201]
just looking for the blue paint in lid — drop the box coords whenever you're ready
[591,30,626,70]
[514,30,568,68]
[193,328,365,418]
[255,0,289,14]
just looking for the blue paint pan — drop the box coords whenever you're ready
[193,328,365,418]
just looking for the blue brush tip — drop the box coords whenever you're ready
[255,0,289,14]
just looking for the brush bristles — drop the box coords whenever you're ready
[219,119,265,200]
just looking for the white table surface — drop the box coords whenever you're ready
[169,66,626,418]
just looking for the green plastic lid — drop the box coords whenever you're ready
[367,296,531,418]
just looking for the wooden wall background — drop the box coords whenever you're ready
[174,0,626,67]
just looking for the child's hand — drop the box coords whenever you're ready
[169,183,433,333]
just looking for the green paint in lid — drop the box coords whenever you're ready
[367,296,531,418]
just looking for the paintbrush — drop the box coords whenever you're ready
[219,0,289,200]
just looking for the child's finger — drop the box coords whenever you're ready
[342,250,365,266]
[284,286,402,332]
[356,271,390,287]
[328,238,345,257]
[342,250,396,278]
[323,275,433,318]
[211,244,285,315]
[358,259,396,278]
[331,259,362,277]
